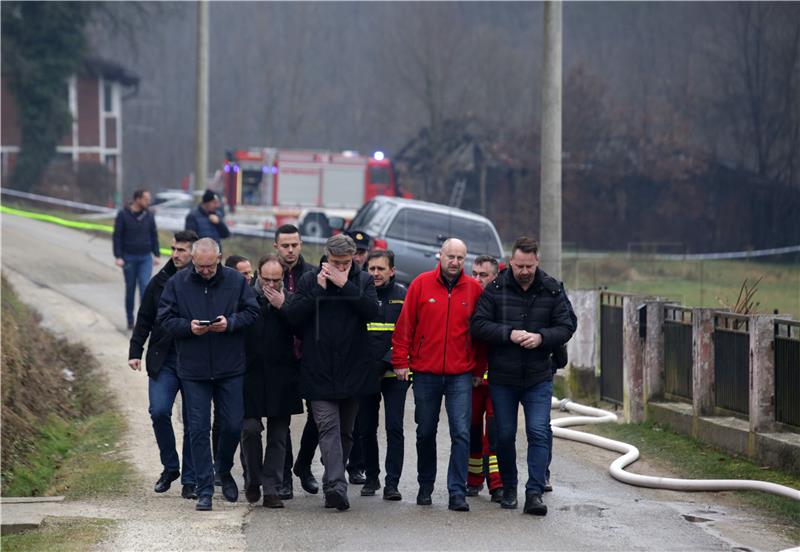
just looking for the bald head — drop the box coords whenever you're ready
[439,238,468,280]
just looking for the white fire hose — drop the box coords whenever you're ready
[551,397,800,501]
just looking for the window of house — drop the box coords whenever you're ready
[103,81,114,113]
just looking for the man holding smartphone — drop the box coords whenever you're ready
[158,237,260,511]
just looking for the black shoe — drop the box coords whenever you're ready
[220,473,238,503]
[181,484,197,499]
[196,495,212,511]
[490,488,504,503]
[214,472,222,487]
[293,465,319,495]
[544,479,553,493]
[154,470,180,493]
[448,494,470,512]
[360,479,381,497]
[466,483,483,497]
[523,492,547,516]
[416,488,433,506]
[278,479,294,500]
[383,486,402,501]
[501,488,518,510]
[324,490,349,511]
[348,469,367,485]
[262,494,284,509]
[245,485,261,504]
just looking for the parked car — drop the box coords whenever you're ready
[343,196,505,284]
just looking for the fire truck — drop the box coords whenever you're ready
[219,148,405,237]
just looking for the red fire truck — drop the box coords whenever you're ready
[219,148,406,237]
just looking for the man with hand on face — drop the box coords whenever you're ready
[358,250,408,500]
[128,230,199,500]
[185,189,230,245]
[273,224,319,499]
[392,238,485,512]
[470,237,575,517]
[286,234,378,511]
[241,255,303,508]
[158,237,260,511]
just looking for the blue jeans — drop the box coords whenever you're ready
[490,380,553,495]
[123,253,152,324]
[359,377,410,487]
[148,359,195,485]
[182,375,244,498]
[412,371,472,497]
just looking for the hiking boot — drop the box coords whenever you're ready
[262,494,284,509]
[466,483,483,497]
[523,492,547,516]
[448,494,469,512]
[500,488,518,510]
[490,487,504,503]
[383,485,402,501]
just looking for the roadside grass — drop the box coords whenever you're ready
[1,518,115,552]
[584,421,800,538]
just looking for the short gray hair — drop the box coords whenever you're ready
[325,234,356,257]
[191,237,221,255]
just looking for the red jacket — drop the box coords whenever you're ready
[392,267,485,377]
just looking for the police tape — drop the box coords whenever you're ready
[1,205,173,257]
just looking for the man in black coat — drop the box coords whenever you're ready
[128,230,198,499]
[470,236,575,517]
[286,234,378,511]
[184,189,230,245]
[273,224,319,499]
[158,237,260,511]
[241,254,303,509]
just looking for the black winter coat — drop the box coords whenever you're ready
[243,295,303,418]
[286,260,378,400]
[113,207,159,258]
[470,268,575,388]
[364,278,407,394]
[157,265,260,381]
[129,259,178,377]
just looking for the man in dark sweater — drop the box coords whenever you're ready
[128,230,199,499]
[185,189,230,245]
[113,189,160,329]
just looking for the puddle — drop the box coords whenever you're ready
[558,504,607,517]
[682,514,713,523]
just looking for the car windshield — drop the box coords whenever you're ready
[387,208,501,257]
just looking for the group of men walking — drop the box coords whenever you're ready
[121,189,576,515]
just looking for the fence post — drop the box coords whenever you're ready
[564,289,600,401]
[749,315,776,437]
[623,296,648,423]
[692,308,716,428]
[644,300,667,414]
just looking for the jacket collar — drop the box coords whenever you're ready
[376,277,396,299]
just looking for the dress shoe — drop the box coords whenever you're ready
[245,485,261,504]
[501,488,518,509]
[490,487,504,503]
[196,496,213,511]
[181,484,197,499]
[154,470,180,493]
[348,469,367,485]
[360,479,381,497]
[383,486,402,501]
[262,494,284,509]
[466,483,483,497]
[293,465,319,495]
[523,492,547,516]
[220,473,239,503]
[278,479,294,500]
[544,479,553,493]
[448,495,470,512]
[416,488,432,506]
[324,490,349,511]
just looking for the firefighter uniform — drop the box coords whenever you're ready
[468,371,503,498]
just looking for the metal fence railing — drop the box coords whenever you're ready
[713,313,750,416]
[774,320,800,427]
[664,306,693,401]
[600,292,625,404]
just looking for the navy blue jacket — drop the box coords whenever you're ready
[157,265,260,381]
[185,206,230,243]
[113,207,159,258]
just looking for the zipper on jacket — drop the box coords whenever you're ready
[206,284,214,380]
[442,290,452,374]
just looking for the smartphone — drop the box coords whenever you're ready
[198,316,222,326]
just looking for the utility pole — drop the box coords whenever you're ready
[193,0,209,193]
[539,1,563,279]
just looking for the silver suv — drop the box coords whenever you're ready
[346,197,505,284]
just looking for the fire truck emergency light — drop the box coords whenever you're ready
[373,151,385,161]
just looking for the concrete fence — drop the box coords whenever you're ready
[558,290,800,472]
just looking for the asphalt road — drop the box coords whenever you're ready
[2,213,796,551]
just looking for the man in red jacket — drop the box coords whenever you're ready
[392,238,485,512]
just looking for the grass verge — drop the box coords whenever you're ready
[585,421,800,539]
[1,518,115,552]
